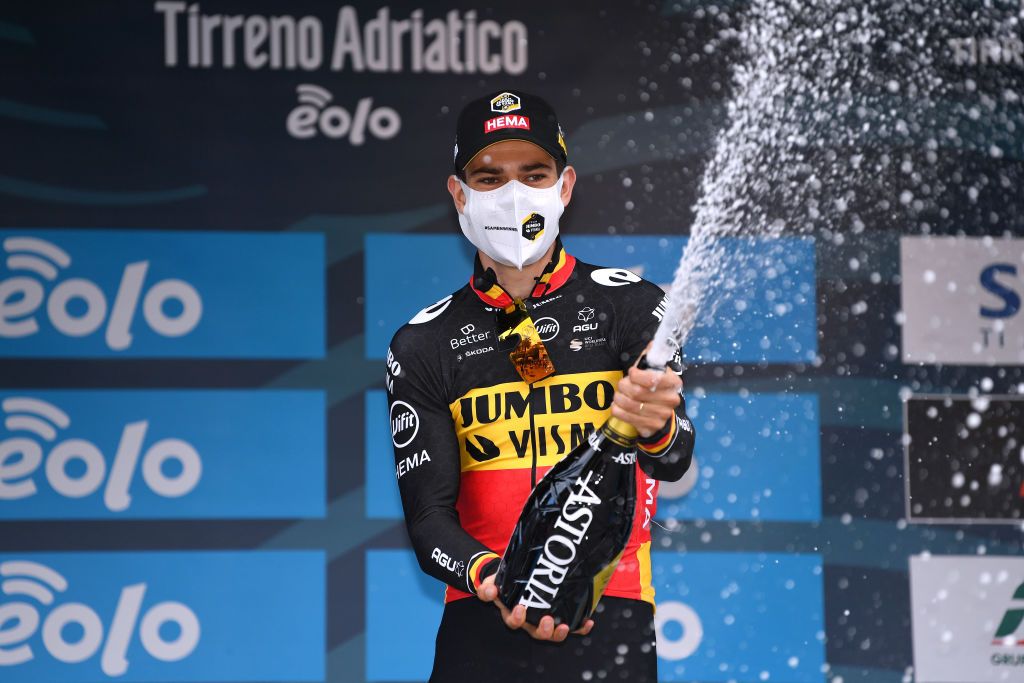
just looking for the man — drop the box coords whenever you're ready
[386,90,696,681]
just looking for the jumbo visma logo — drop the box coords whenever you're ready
[0,236,201,350]
[0,560,199,677]
[449,371,621,471]
[0,397,201,512]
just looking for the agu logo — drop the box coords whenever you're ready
[0,560,199,676]
[390,401,419,448]
[0,396,201,512]
[0,236,201,351]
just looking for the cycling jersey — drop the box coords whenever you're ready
[386,238,696,607]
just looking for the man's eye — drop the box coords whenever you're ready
[526,174,549,183]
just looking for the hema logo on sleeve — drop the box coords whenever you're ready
[0,230,323,358]
[901,236,1024,365]
[0,551,324,682]
[910,554,1024,682]
[0,390,325,519]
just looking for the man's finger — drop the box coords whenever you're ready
[572,619,595,636]
[553,623,570,642]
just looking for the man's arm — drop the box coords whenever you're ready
[387,331,499,595]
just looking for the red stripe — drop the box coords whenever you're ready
[640,418,675,453]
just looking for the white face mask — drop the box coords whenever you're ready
[457,174,565,271]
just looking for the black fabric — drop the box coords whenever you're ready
[454,89,567,172]
[429,596,658,682]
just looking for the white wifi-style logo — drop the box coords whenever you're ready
[297,83,332,107]
[3,237,72,281]
[0,560,68,605]
[0,234,203,349]
[0,559,200,674]
[0,396,202,510]
[3,396,71,443]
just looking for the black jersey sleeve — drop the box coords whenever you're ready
[614,283,697,483]
[386,325,500,595]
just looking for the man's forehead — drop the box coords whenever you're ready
[464,140,556,170]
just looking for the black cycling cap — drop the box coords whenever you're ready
[453,90,568,172]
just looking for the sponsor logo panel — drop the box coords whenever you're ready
[0,230,323,358]
[657,393,821,522]
[0,551,324,682]
[904,395,1023,524]
[910,554,1024,682]
[652,551,825,682]
[0,391,324,519]
[900,236,1024,365]
[365,390,403,520]
[448,371,621,472]
[365,234,816,362]
[365,550,444,681]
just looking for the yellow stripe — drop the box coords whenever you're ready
[638,541,655,606]
[449,370,623,472]
[469,552,500,590]
[639,416,677,455]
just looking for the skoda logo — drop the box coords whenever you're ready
[533,316,560,342]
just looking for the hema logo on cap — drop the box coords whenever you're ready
[490,92,521,113]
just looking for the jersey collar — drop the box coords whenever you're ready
[469,238,577,309]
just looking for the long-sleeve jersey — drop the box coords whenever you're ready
[386,239,696,606]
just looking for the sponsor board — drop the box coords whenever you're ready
[904,394,1023,524]
[365,234,816,362]
[0,390,324,519]
[900,236,1024,365]
[0,230,323,358]
[658,393,822,522]
[653,552,825,682]
[910,554,1024,682]
[0,551,324,682]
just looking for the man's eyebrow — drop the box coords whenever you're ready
[520,161,554,172]
[469,166,503,176]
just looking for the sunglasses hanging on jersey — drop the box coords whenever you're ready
[495,302,556,384]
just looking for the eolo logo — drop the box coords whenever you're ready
[0,560,199,675]
[993,581,1024,646]
[0,236,202,350]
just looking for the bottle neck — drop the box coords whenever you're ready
[603,416,639,446]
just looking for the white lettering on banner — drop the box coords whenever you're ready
[655,600,704,661]
[900,236,1024,365]
[0,560,199,675]
[0,237,202,350]
[155,3,529,75]
[519,471,601,610]
[0,397,202,511]
[910,554,1024,683]
[286,84,400,144]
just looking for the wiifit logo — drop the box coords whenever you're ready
[0,236,200,350]
[0,396,201,512]
[0,559,199,676]
[0,230,324,358]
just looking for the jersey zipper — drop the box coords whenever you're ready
[527,382,539,488]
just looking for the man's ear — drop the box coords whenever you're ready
[447,175,466,213]
[559,166,577,207]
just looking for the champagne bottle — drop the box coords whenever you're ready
[495,414,640,631]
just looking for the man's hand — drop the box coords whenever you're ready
[611,345,683,438]
[475,574,594,641]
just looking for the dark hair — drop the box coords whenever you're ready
[456,158,566,183]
